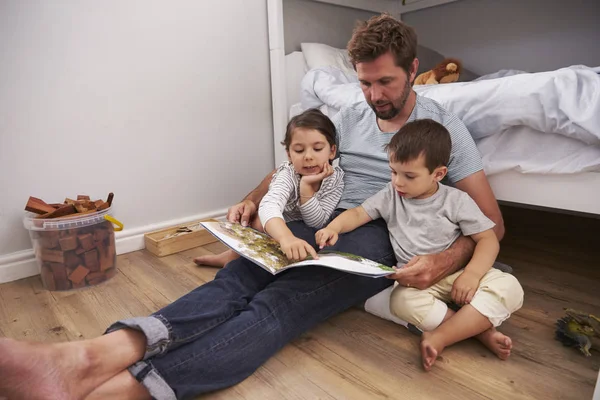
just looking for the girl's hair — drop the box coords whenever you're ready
[281,108,336,150]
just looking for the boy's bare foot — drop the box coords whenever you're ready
[476,327,512,360]
[420,332,446,371]
[193,250,239,268]
[0,338,94,400]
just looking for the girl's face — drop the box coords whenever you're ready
[287,128,336,176]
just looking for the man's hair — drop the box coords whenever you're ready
[282,108,336,150]
[347,13,418,74]
[386,119,451,172]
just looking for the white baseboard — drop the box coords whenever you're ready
[0,209,228,284]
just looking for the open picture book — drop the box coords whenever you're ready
[200,221,395,278]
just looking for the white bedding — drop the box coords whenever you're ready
[297,65,600,175]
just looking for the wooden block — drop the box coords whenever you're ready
[86,271,106,285]
[96,201,109,211]
[40,249,65,264]
[94,200,104,208]
[38,232,60,249]
[40,264,56,291]
[68,265,90,284]
[36,204,77,219]
[78,233,95,251]
[104,268,117,280]
[72,279,87,289]
[64,252,81,269]
[49,262,70,291]
[83,249,99,271]
[59,235,78,251]
[25,196,56,215]
[77,195,90,201]
[75,247,87,255]
[107,192,114,206]
[144,218,220,257]
[93,228,109,243]
[98,242,115,272]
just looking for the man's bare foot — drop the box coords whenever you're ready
[476,327,512,360]
[420,332,446,371]
[193,250,239,268]
[0,338,95,400]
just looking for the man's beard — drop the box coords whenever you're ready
[369,78,412,120]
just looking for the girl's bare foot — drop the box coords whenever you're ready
[0,338,94,400]
[420,332,446,371]
[193,250,239,268]
[476,327,512,360]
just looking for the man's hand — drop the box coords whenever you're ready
[315,228,339,249]
[279,235,318,261]
[451,270,481,305]
[227,200,257,227]
[385,254,451,289]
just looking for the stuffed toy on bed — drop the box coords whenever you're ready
[414,58,462,85]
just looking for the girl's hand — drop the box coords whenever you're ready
[300,163,334,186]
[279,235,318,261]
[315,228,339,249]
[451,270,481,305]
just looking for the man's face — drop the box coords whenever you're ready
[356,52,417,120]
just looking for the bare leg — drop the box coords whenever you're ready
[194,218,263,268]
[86,370,151,400]
[420,305,511,371]
[194,249,240,268]
[0,329,146,400]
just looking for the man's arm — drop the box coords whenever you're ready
[227,169,276,226]
[455,170,505,241]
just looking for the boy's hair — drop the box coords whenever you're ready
[347,13,418,75]
[386,119,451,173]
[282,108,336,150]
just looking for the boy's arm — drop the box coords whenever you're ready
[463,229,500,279]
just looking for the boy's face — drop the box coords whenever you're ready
[287,128,336,176]
[356,52,419,121]
[389,154,447,199]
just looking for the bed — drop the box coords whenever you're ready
[268,0,600,217]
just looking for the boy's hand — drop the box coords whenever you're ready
[451,270,481,305]
[315,228,339,249]
[279,235,318,261]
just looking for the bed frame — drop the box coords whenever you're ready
[267,0,600,218]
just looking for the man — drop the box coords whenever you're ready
[0,14,503,400]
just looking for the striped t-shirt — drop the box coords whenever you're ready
[332,95,483,209]
[258,161,345,229]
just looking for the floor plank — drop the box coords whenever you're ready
[0,205,598,399]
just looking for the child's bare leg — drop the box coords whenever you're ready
[194,218,263,268]
[0,329,146,400]
[85,370,151,400]
[421,305,495,371]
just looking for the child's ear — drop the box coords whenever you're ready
[329,144,337,161]
[433,166,448,182]
[286,150,292,162]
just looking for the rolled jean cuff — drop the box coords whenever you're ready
[105,315,171,359]
[129,361,177,400]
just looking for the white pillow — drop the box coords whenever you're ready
[300,43,356,77]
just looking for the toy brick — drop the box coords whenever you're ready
[96,201,109,211]
[86,271,106,285]
[75,247,87,255]
[64,252,81,269]
[25,196,56,215]
[94,228,109,243]
[78,233,95,251]
[59,235,78,251]
[40,249,65,264]
[104,268,117,280]
[77,195,90,200]
[36,204,77,219]
[39,232,60,249]
[68,265,90,284]
[49,262,70,291]
[84,249,99,271]
[41,264,56,291]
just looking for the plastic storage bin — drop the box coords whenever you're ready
[23,208,120,291]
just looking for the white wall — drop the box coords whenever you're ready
[403,0,600,75]
[0,0,273,281]
[283,0,377,54]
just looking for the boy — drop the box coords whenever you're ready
[316,119,524,371]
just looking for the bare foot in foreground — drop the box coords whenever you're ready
[193,250,239,268]
[0,338,94,400]
[420,332,445,371]
[477,327,512,360]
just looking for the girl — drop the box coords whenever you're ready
[194,108,344,267]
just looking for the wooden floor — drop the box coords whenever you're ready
[1,206,599,399]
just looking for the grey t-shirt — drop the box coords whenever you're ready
[332,95,483,210]
[361,183,495,264]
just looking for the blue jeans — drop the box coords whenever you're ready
[107,214,395,399]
